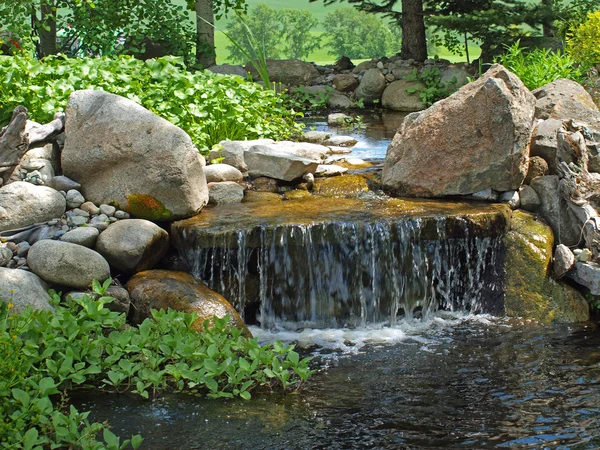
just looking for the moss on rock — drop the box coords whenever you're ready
[505,210,589,323]
[126,194,173,221]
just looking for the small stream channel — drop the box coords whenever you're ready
[79,113,600,449]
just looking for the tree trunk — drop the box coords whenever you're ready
[400,0,427,62]
[196,0,216,68]
[38,1,57,57]
[541,0,555,37]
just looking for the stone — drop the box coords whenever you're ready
[439,65,471,88]
[518,185,540,211]
[327,146,353,155]
[90,214,109,231]
[327,92,354,109]
[204,163,244,183]
[45,176,81,192]
[99,204,116,217]
[0,268,53,313]
[95,219,169,273]
[532,78,600,125]
[530,119,563,174]
[300,131,332,144]
[568,261,600,294]
[332,74,359,92]
[208,181,245,204]
[114,210,130,220]
[382,65,535,198]
[283,189,312,200]
[28,240,110,289]
[244,191,282,202]
[315,164,349,177]
[72,208,90,217]
[66,189,85,209]
[324,136,357,147]
[245,146,320,181]
[210,139,275,172]
[246,59,320,86]
[352,60,377,74]
[328,113,352,125]
[80,201,100,215]
[16,241,30,257]
[391,67,414,80]
[382,79,427,112]
[126,270,250,336]
[500,190,520,209]
[207,64,248,78]
[577,248,593,262]
[504,211,589,323]
[104,286,131,314]
[530,176,582,246]
[334,56,354,71]
[60,227,100,248]
[255,142,330,162]
[553,244,575,279]
[62,90,208,221]
[0,182,66,232]
[354,69,386,105]
[67,216,87,227]
[525,156,549,184]
[0,246,13,266]
[252,177,279,193]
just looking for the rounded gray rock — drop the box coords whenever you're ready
[60,227,100,248]
[0,182,66,232]
[27,240,110,289]
[204,164,244,183]
[0,267,53,313]
[95,219,170,273]
[208,181,245,204]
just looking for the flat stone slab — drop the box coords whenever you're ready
[245,146,319,181]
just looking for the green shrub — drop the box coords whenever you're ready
[0,286,313,448]
[405,67,458,107]
[0,55,303,154]
[567,10,600,68]
[498,41,584,90]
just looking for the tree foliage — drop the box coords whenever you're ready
[323,8,400,59]
[225,3,321,63]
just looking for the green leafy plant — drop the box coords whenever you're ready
[567,10,600,69]
[499,41,584,90]
[283,86,332,112]
[1,286,314,447]
[405,67,458,107]
[0,54,303,153]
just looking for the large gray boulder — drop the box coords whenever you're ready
[245,146,319,181]
[0,268,53,313]
[355,69,386,105]
[95,219,169,273]
[530,175,582,246]
[382,65,535,197]
[28,240,110,289]
[0,182,66,232]
[382,79,427,112]
[256,142,330,161]
[61,90,208,221]
[246,59,320,86]
[59,227,100,248]
[532,78,600,125]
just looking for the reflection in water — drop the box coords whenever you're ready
[76,317,600,449]
[304,111,408,160]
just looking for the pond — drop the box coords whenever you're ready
[77,316,600,449]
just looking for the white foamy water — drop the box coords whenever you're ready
[249,311,499,354]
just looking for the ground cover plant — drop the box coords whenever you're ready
[0,282,313,448]
[0,54,303,154]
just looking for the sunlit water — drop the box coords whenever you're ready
[76,315,600,449]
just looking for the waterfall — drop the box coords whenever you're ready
[172,198,508,329]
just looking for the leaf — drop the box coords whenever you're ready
[12,388,30,407]
[287,350,299,366]
[103,428,120,448]
[240,390,251,400]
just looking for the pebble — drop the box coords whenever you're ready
[100,204,116,217]
[72,208,90,217]
[47,219,59,226]
[46,176,81,192]
[0,247,13,266]
[6,242,17,253]
[80,201,100,215]
[108,217,118,223]
[577,248,593,262]
[66,189,85,208]
[68,216,87,227]
[114,210,130,220]
[16,241,31,257]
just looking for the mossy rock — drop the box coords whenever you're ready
[126,270,251,336]
[243,191,282,203]
[126,194,173,221]
[283,189,312,200]
[313,174,369,197]
[504,211,589,323]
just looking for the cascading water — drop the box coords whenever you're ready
[171,197,509,329]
